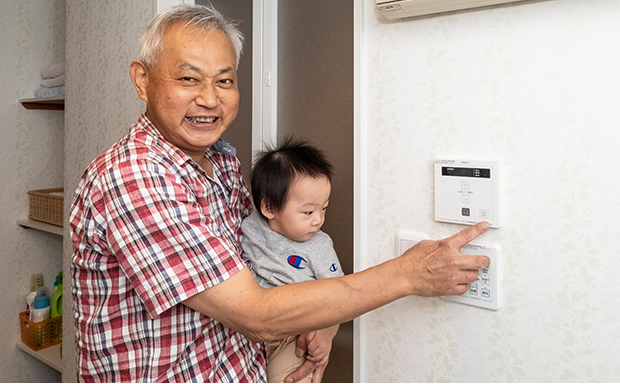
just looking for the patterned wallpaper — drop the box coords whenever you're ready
[0,0,65,382]
[358,0,620,381]
[64,0,155,381]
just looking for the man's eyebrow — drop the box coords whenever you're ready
[219,66,236,75]
[178,63,236,76]
[178,63,203,74]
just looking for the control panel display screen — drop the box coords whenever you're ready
[442,167,490,178]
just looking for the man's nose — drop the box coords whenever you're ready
[196,83,220,108]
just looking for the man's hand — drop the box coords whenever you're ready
[283,325,339,383]
[402,221,491,297]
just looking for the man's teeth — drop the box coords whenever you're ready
[187,116,217,124]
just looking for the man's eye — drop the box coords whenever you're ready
[180,77,195,82]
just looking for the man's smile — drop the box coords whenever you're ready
[186,116,218,124]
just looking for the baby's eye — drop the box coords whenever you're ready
[304,211,313,216]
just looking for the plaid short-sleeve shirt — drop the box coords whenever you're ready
[70,115,266,382]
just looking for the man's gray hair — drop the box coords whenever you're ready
[139,4,244,68]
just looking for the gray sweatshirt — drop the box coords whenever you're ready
[240,211,344,289]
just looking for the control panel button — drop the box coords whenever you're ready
[396,232,500,310]
[469,284,478,296]
[481,288,491,298]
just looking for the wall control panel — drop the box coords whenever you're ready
[435,159,501,228]
[395,231,500,311]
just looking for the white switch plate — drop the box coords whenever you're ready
[434,159,501,228]
[395,231,500,311]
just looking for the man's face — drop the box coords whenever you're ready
[141,23,239,161]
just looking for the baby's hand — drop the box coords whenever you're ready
[298,330,331,364]
[285,326,339,383]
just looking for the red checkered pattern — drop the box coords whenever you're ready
[70,115,266,382]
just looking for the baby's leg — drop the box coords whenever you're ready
[266,335,313,383]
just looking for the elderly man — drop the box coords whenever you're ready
[70,4,489,383]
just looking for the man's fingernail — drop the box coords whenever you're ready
[296,348,304,357]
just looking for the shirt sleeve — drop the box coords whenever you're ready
[103,156,246,317]
[313,234,345,280]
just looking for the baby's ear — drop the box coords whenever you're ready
[260,200,276,220]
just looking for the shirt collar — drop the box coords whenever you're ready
[135,114,219,173]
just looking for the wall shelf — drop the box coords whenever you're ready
[19,97,64,111]
[15,340,62,372]
[17,219,63,236]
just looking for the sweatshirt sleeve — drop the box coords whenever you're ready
[312,233,345,280]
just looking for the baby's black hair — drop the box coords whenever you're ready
[251,137,333,221]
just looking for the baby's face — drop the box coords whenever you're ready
[267,174,331,242]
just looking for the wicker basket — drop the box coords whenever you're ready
[19,311,62,351]
[28,188,63,227]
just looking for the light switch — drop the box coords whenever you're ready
[395,231,500,311]
[434,159,501,228]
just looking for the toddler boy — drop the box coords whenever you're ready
[241,138,343,383]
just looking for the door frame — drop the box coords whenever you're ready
[353,0,364,382]
[252,0,278,152]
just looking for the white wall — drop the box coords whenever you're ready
[357,0,620,381]
[0,0,65,381]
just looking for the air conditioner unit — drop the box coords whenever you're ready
[375,0,529,19]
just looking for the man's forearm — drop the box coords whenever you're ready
[183,256,409,342]
[183,222,490,342]
[253,258,409,340]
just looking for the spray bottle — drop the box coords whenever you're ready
[50,271,63,318]
[31,287,50,323]
[26,273,44,318]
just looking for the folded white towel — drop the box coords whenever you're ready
[40,74,65,88]
[41,62,65,79]
[34,85,65,99]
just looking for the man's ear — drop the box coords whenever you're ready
[129,60,149,103]
[260,200,276,220]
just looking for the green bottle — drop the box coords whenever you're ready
[50,271,63,318]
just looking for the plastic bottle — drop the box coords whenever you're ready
[26,273,44,318]
[31,287,50,323]
[50,271,63,318]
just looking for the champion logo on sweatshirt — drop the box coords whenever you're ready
[329,263,339,273]
[287,255,307,269]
